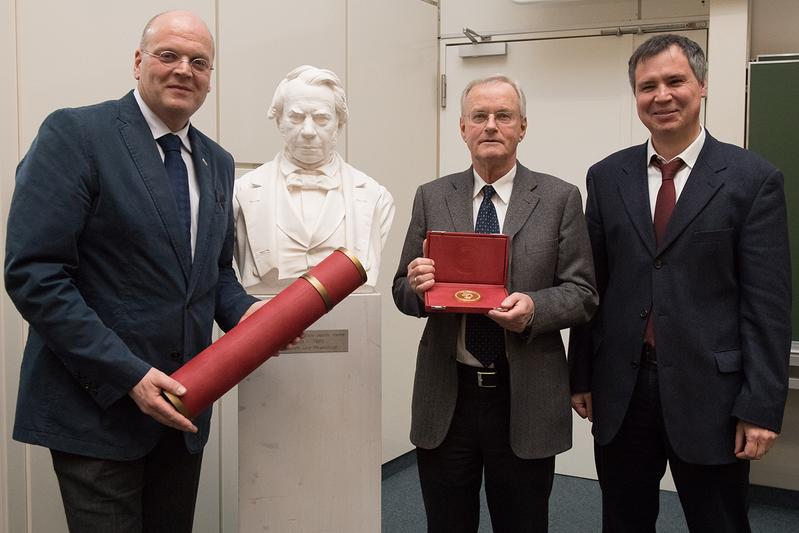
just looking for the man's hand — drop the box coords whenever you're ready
[239,300,267,323]
[571,392,593,422]
[407,239,435,299]
[735,420,778,460]
[487,292,534,333]
[129,368,197,433]
[240,300,304,354]
[281,335,304,352]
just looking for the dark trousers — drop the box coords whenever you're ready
[595,358,751,533]
[417,360,555,533]
[50,428,203,533]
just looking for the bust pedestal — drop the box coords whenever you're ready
[237,293,381,531]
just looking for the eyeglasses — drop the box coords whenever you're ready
[466,111,517,125]
[142,50,213,73]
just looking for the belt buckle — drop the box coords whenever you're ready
[477,371,496,388]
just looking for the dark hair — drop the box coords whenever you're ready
[628,34,706,90]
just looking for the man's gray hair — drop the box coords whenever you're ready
[268,65,349,127]
[460,74,527,118]
[628,34,707,90]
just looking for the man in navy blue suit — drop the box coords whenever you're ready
[569,34,791,532]
[5,10,263,532]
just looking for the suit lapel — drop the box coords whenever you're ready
[187,127,215,294]
[658,134,725,253]
[503,164,539,238]
[117,92,191,281]
[617,143,657,256]
[444,170,475,233]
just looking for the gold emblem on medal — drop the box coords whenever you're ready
[454,290,481,302]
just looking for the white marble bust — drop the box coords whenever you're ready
[233,65,395,293]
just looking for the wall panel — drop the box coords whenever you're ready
[15,1,218,152]
[217,0,347,165]
[1,1,24,532]
[348,0,439,462]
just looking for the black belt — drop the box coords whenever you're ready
[642,343,657,365]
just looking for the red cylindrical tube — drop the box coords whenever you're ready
[164,248,366,418]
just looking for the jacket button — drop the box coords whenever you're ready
[170,351,182,362]
[640,309,649,319]
[654,258,663,269]
[631,361,639,369]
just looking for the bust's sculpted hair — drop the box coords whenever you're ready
[269,65,349,127]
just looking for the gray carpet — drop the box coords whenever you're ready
[382,453,799,532]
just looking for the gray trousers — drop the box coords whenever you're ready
[50,428,203,533]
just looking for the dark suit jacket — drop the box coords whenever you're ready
[5,91,256,460]
[569,132,791,465]
[393,164,597,459]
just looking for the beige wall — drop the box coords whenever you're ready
[1,2,23,533]
[346,0,439,462]
[706,0,749,146]
[751,0,799,58]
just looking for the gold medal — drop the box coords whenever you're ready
[454,289,481,303]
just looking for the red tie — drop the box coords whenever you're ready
[644,156,684,347]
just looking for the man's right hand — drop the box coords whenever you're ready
[571,392,593,422]
[407,238,436,299]
[129,367,198,433]
[407,258,435,299]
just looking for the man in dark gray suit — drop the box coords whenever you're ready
[5,10,262,532]
[569,34,791,532]
[393,75,597,532]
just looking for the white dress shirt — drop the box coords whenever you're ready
[646,127,706,220]
[456,165,517,367]
[134,89,200,258]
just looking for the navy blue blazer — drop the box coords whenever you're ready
[5,91,256,460]
[569,132,791,465]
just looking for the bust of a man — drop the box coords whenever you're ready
[233,65,395,293]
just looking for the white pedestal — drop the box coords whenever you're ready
[238,293,381,532]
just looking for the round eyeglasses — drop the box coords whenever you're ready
[467,111,517,125]
[142,50,213,73]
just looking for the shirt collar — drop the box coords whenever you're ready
[647,126,705,170]
[472,164,516,205]
[279,150,341,178]
[133,89,192,153]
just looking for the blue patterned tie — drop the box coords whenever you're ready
[465,185,506,367]
[157,134,191,251]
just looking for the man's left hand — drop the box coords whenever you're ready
[238,300,303,352]
[487,292,534,333]
[734,420,778,460]
[239,300,267,323]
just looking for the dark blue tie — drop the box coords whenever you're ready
[465,185,506,367]
[157,134,191,251]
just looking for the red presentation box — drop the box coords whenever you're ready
[424,231,509,314]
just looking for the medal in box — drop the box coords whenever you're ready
[424,231,509,314]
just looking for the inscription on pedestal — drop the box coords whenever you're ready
[280,329,349,353]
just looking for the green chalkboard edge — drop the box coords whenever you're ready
[746,59,799,351]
